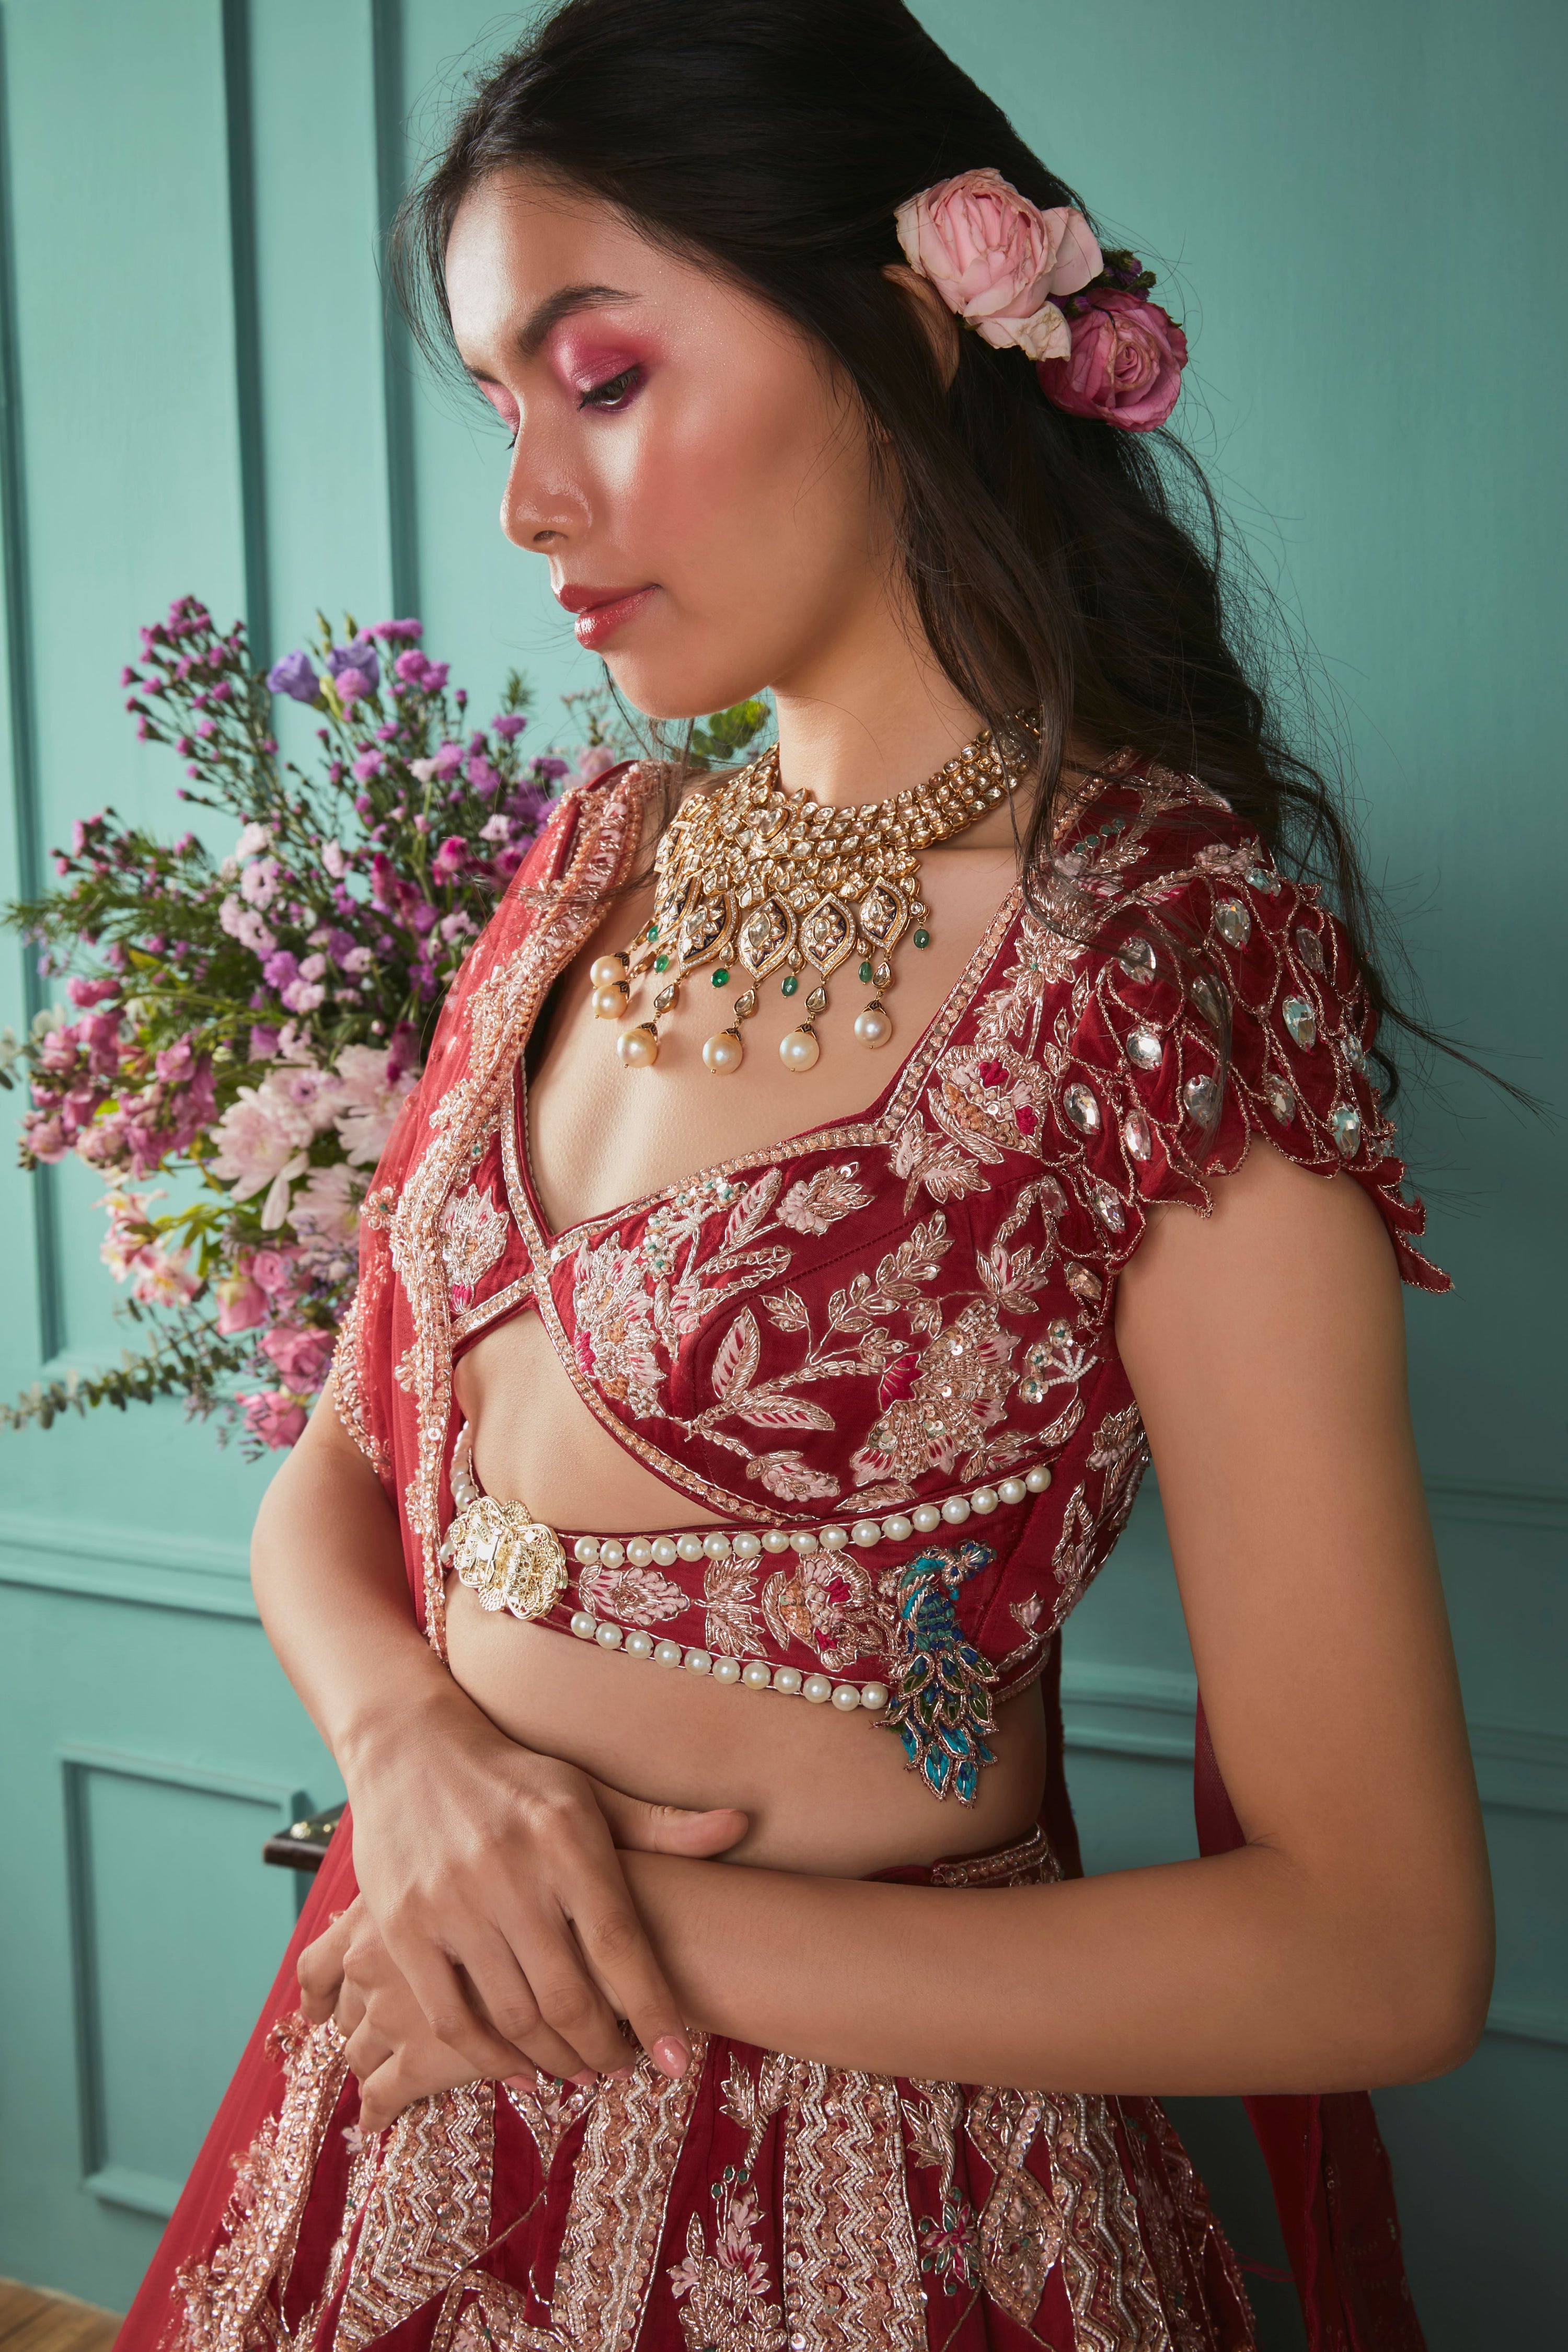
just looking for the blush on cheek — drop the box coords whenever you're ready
[476,379,520,433]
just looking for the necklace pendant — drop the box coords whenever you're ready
[617,1022,660,1068]
[702,1027,744,1074]
[854,998,894,1049]
[780,1024,821,1072]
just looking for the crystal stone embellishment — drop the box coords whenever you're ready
[1330,1102,1363,1158]
[1265,1077,1297,1124]
[1214,897,1252,949]
[1295,926,1327,974]
[1125,1027,1163,1071]
[1183,1072,1221,1125]
[1191,973,1227,1031]
[1282,995,1317,1050]
[1063,1081,1101,1134]
[1119,936,1157,983]
[1122,1108,1153,1161]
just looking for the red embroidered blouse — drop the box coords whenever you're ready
[335,752,1445,1798]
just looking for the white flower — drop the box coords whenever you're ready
[236,822,273,858]
[343,946,374,975]
[239,856,279,907]
[208,1070,322,1225]
[131,1244,201,1307]
[331,1043,419,1166]
[291,1164,363,1247]
[299,954,327,982]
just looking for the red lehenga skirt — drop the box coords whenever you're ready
[125,1815,1255,2352]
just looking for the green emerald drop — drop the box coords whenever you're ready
[858,959,873,984]
[647,923,659,941]
[654,953,670,972]
[913,927,931,949]
[780,973,799,997]
[712,967,730,987]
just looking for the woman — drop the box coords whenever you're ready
[119,3,1492,2347]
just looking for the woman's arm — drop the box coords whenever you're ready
[253,1397,746,2085]
[600,1142,1493,2093]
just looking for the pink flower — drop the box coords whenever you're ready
[1037,290,1189,433]
[432,834,468,880]
[574,743,618,784]
[894,168,1101,363]
[238,1390,309,1449]
[330,1042,417,1167]
[247,1247,302,1299]
[214,1271,268,1333]
[290,1164,362,1247]
[260,1324,335,1390]
[131,1244,201,1308]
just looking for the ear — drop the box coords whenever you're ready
[882,262,962,388]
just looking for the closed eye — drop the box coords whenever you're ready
[578,364,642,411]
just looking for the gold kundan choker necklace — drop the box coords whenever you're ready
[589,721,1034,1075]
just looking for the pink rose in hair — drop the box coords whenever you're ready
[895,168,1101,364]
[1037,290,1189,433]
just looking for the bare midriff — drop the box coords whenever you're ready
[443,816,1056,1879]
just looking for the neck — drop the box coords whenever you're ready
[766,586,984,809]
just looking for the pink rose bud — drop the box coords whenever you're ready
[894,168,1101,365]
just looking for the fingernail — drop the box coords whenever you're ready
[652,2035,689,2080]
[609,2065,635,2080]
[568,2070,597,2088]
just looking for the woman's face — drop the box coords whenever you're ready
[444,170,893,720]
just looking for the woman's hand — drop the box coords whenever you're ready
[328,1702,747,2087]
[301,1897,494,2130]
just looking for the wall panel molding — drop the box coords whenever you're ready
[221,0,271,666]
[60,1744,306,2218]
[0,1508,256,1618]
[0,3,61,1360]
[372,0,419,618]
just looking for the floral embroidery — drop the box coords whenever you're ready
[667,2184,789,2352]
[775,1161,873,1234]
[578,1558,688,1625]
[760,1546,889,1673]
[438,1177,509,1309]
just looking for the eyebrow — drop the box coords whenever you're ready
[513,281,639,360]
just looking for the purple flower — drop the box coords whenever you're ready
[368,618,423,641]
[492,712,526,739]
[352,750,384,783]
[248,1023,280,1060]
[261,949,299,990]
[336,668,372,706]
[327,639,381,690]
[326,927,357,962]
[531,754,570,782]
[267,649,320,701]
[465,754,502,793]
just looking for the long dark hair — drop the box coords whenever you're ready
[392,0,1446,1098]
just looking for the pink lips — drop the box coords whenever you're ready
[555,582,655,650]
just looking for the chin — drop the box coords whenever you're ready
[601,647,771,728]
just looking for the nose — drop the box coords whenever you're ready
[500,427,584,555]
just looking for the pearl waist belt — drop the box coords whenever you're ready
[440,1426,1055,1719]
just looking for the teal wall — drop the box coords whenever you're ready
[0,4,1559,2341]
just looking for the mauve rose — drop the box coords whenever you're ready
[214,1272,268,1333]
[894,168,1101,364]
[261,1324,335,1389]
[240,1390,309,1449]
[1037,290,1189,433]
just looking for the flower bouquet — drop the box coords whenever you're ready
[1,594,764,1452]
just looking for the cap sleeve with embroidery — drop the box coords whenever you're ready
[1043,808,1448,1297]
